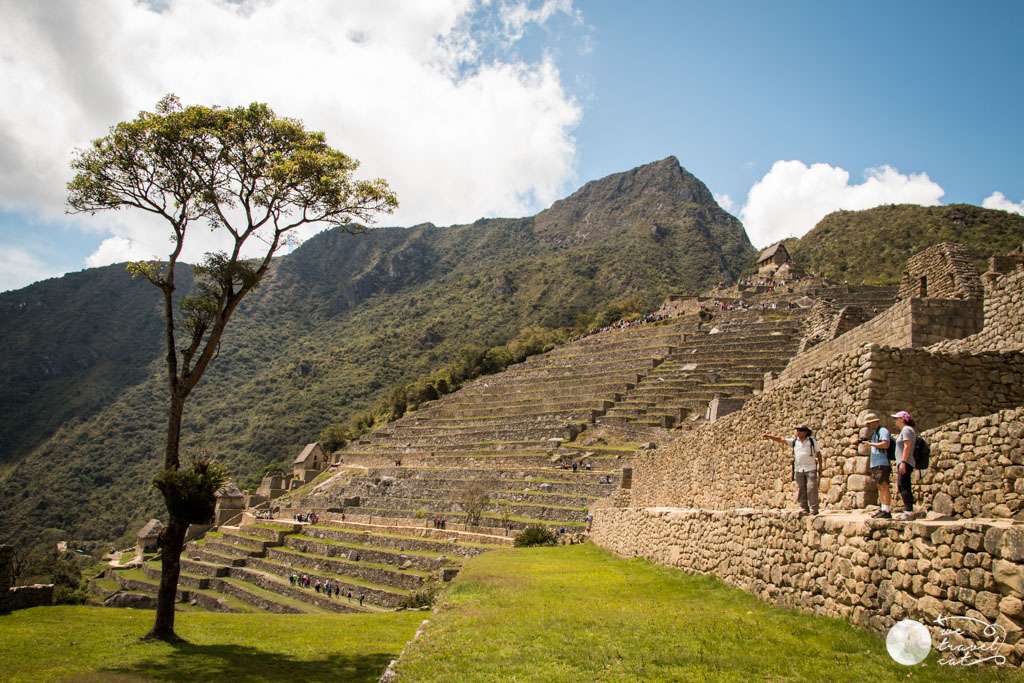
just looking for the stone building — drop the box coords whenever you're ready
[136,518,163,554]
[293,442,327,483]
[898,242,984,300]
[257,470,290,500]
[756,242,791,275]
[213,483,246,525]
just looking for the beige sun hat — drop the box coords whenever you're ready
[859,412,881,426]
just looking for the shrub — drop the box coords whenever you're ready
[514,524,557,547]
[399,585,438,609]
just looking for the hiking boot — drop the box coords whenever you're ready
[896,511,915,521]
[871,510,892,519]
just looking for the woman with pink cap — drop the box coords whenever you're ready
[892,411,917,520]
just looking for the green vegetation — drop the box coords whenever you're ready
[0,606,422,682]
[512,524,558,547]
[1,158,753,550]
[4,545,1017,681]
[789,203,1024,285]
[396,543,1015,682]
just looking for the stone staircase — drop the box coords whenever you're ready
[597,317,806,434]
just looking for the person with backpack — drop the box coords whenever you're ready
[762,425,822,515]
[892,411,918,521]
[860,413,893,519]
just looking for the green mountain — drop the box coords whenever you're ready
[787,204,1024,284]
[0,156,753,547]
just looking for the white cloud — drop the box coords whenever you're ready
[0,244,64,292]
[713,193,736,214]
[84,236,148,268]
[0,0,584,270]
[740,161,946,248]
[982,191,1024,216]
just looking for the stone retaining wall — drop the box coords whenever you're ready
[628,345,1024,513]
[1,584,54,611]
[592,507,1024,664]
[777,298,983,384]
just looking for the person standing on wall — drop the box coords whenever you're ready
[892,411,917,521]
[861,413,892,519]
[762,425,822,515]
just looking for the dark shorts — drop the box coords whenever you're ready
[871,465,891,484]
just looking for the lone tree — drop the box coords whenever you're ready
[67,95,397,640]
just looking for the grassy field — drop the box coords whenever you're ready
[2,543,1020,681]
[395,543,1019,682]
[0,607,423,682]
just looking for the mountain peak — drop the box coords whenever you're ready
[533,156,719,242]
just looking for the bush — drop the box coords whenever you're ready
[514,524,557,547]
[399,585,438,609]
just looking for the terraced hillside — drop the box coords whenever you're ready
[103,284,912,614]
[93,519,509,614]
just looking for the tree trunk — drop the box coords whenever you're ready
[145,516,188,641]
[147,391,188,641]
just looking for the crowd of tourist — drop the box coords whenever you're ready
[290,573,364,604]
[296,511,319,524]
[571,311,674,343]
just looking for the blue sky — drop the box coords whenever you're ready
[1,0,1022,292]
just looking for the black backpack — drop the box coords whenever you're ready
[915,436,930,470]
[873,428,897,462]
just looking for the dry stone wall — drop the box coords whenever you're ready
[933,266,1024,355]
[591,507,1024,664]
[898,243,985,301]
[629,344,1024,512]
[777,298,983,384]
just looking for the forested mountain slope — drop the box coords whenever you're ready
[0,156,753,546]
[788,204,1024,284]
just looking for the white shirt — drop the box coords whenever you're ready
[786,436,820,472]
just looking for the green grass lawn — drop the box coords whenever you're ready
[3,544,1020,681]
[394,543,1019,682]
[0,607,423,682]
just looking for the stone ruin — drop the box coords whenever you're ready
[0,544,53,612]
[591,242,1024,664]
[136,518,163,555]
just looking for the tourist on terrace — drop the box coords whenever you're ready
[762,425,821,515]
[892,411,918,521]
[860,413,892,519]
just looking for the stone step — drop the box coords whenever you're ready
[414,401,612,420]
[265,546,427,592]
[361,424,581,447]
[343,497,589,524]
[401,409,601,431]
[211,574,322,614]
[284,534,443,571]
[223,566,377,613]
[301,524,499,558]
[181,557,230,577]
[322,518,514,546]
[354,486,600,511]
[240,555,404,609]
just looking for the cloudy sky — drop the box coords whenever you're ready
[1,0,1022,292]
